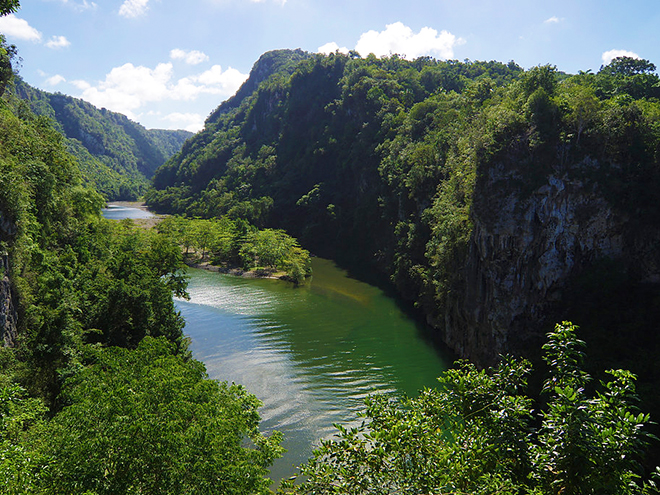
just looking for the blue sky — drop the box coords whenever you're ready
[0,0,658,132]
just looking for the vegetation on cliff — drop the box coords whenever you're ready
[147,48,660,433]
[147,50,660,324]
[13,78,192,201]
[0,30,282,492]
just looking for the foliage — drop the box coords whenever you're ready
[281,323,656,494]
[0,384,47,494]
[11,78,192,200]
[0,34,17,97]
[0,0,19,16]
[33,337,283,495]
[157,215,311,284]
[239,228,312,283]
[0,90,188,404]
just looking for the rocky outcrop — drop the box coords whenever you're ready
[443,157,660,366]
[0,208,18,347]
[0,253,17,347]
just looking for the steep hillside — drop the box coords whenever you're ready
[12,78,192,200]
[147,51,660,388]
[0,61,281,494]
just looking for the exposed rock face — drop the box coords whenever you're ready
[444,158,660,366]
[0,253,17,347]
[0,209,18,347]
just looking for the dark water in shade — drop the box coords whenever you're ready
[176,259,452,483]
[101,204,155,219]
[101,205,451,484]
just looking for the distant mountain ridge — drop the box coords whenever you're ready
[12,77,192,200]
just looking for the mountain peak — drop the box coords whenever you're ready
[206,49,312,124]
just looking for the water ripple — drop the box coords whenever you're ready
[175,262,451,484]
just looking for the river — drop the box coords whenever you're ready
[102,203,157,219]
[102,205,452,483]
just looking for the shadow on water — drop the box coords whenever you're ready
[316,255,456,364]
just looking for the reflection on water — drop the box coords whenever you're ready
[101,206,450,482]
[176,258,451,483]
[102,204,155,220]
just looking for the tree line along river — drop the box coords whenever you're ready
[102,204,452,482]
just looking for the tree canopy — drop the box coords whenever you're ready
[281,323,657,495]
[35,337,283,495]
[0,0,19,16]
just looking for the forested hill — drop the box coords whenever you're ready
[12,77,192,200]
[147,50,660,386]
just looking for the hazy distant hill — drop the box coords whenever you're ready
[12,77,192,200]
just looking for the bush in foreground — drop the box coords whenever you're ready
[282,322,658,495]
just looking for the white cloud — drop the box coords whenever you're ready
[194,65,247,91]
[162,112,205,132]
[73,61,248,120]
[119,0,150,18]
[0,14,42,42]
[71,79,92,90]
[45,74,66,86]
[318,42,349,55]
[55,0,97,11]
[602,49,641,65]
[544,16,561,24]
[354,22,464,60]
[170,48,209,65]
[45,35,71,49]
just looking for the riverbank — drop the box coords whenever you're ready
[185,259,292,281]
[102,204,305,283]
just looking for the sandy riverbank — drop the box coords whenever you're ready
[185,260,289,281]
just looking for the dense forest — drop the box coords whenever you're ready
[3,0,660,490]
[0,42,283,495]
[13,78,191,201]
[147,48,660,420]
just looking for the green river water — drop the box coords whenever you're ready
[102,205,452,484]
[176,258,451,483]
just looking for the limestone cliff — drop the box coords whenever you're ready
[0,253,17,347]
[0,208,18,347]
[443,156,660,366]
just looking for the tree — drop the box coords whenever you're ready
[0,0,19,16]
[239,228,311,283]
[0,34,17,97]
[36,337,284,495]
[533,323,652,494]
[0,385,47,494]
[281,322,656,494]
[558,81,600,143]
[596,57,660,99]
[600,57,657,77]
